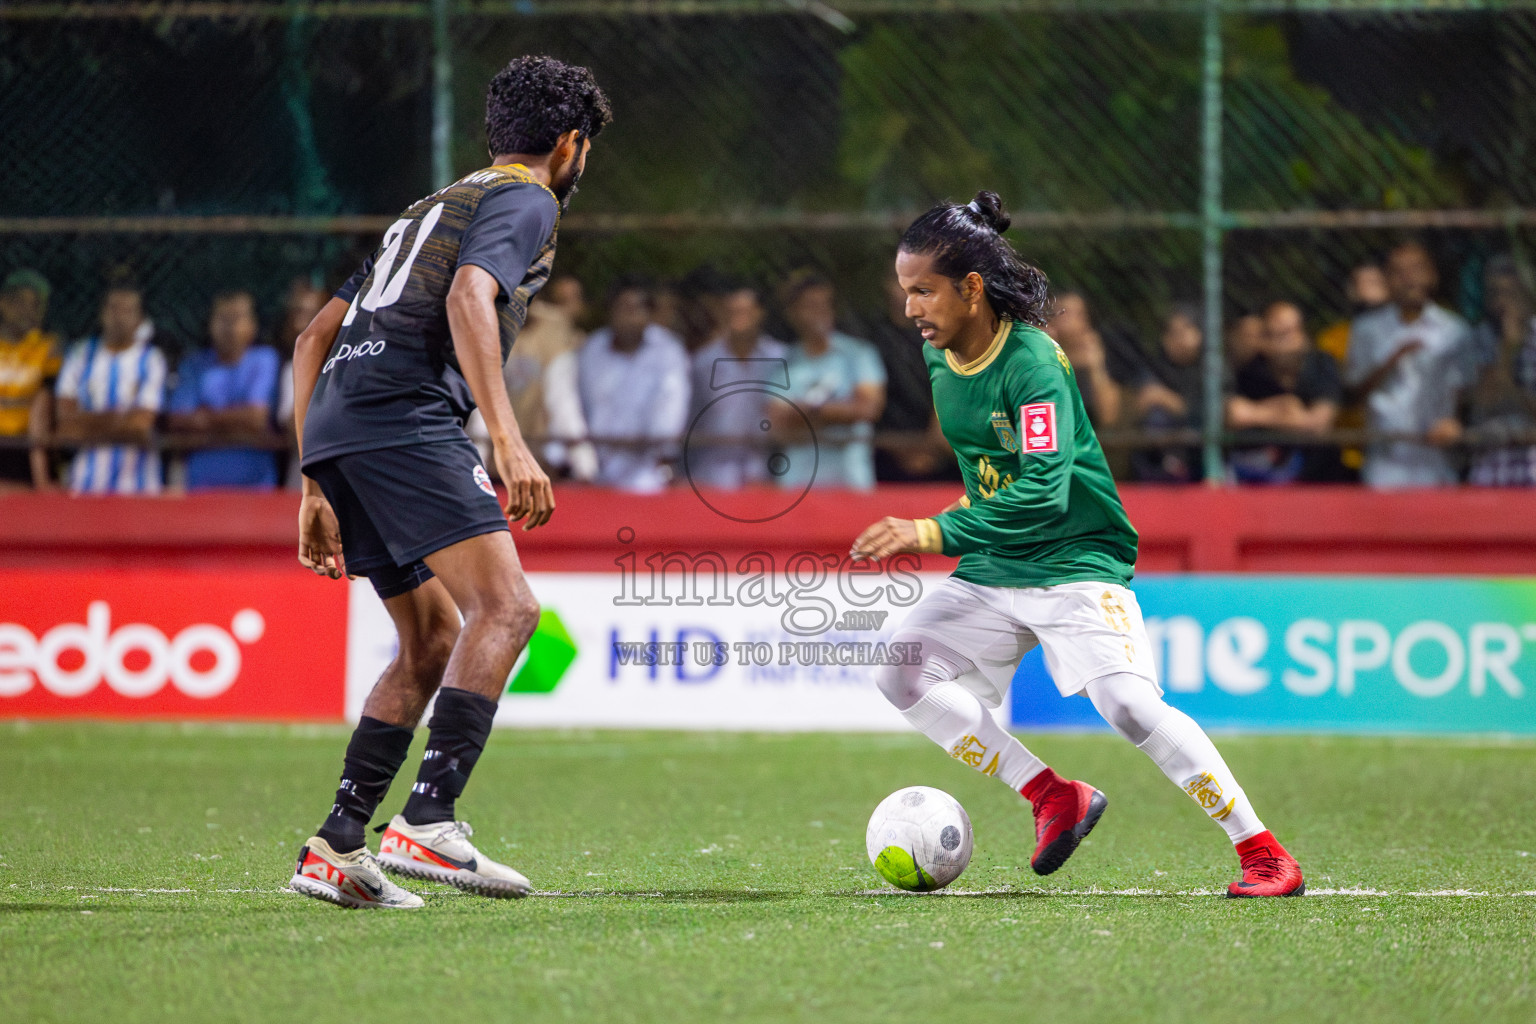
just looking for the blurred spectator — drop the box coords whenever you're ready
[542,345,598,483]
[1473,255,1534,368]
[651,280,684,338]
[1452,257,1536,485]
[576,280,690,493]
[277,280,328,361]
[545,274,587,327]
[677,265,731,352]
[773,270,886,490]
[505,286,592,482]
[166,290,280,490]
[1226,313,1264,369]
[54,280,167,495]
[499,289,586,451]
[1316,263,1389,365]
[1130,303,1206,483]
[1345,241,1474,488]
[1226,301,1343,483]
[0,269,61,490]
[1045,292,1123,428]
[687,286,787,488]
[869,274,950,482]
[1315,263,1388,480]
[275,280,329,488]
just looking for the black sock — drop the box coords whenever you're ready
[400,688,498,826]
[315,716,415,852]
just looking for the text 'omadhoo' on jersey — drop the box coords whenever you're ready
[920,319,1138,588]
[303,163,560,465]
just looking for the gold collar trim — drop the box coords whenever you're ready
[487,163,560,207]
[944,319,1010,376]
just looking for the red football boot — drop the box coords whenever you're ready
[1227,830,1305,898]
[1021,768,1108,875]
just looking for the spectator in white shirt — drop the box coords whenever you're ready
[1345,241,1475,488]
[53,281,168,495]
[687,286,788,489]
[576,280,690,492]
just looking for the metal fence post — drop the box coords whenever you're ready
[431,0,453,189]
[1200,0,1226,484]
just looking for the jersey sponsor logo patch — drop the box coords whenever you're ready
[472,464,496,497]
[1021,402,1058,453]
[989,410,1019,453]
[322,339,387,373]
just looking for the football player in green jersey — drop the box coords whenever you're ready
[851,191,1303,897]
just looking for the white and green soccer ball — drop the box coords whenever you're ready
[865,786,973,892]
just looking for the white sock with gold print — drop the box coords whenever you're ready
[1136,708,1265,844]
[901,681,1046,791]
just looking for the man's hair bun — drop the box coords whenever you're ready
[969,191,1011,234]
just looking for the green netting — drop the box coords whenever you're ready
[0,1,1533,357]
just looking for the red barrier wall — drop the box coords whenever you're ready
[3,486,1535,575]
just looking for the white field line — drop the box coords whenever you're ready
[854,886,1536,898]
[11,883,1536,900]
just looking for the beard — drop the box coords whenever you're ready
[553,166,583,212]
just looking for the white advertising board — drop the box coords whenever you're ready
[346,566,965,730]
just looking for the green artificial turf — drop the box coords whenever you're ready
[3,722,1535,1022]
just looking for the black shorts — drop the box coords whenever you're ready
[305,437,508,599]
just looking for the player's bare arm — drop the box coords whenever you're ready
[851,516,945,562]
[851,493,963,561]
[446,263,554,530]
[291,295,352,579]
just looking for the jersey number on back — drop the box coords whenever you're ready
[342,202,447,326]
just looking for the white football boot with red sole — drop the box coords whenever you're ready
[377,816,531,899]
[289,836,424,909]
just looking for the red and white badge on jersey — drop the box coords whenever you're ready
[1021,402,1058,453]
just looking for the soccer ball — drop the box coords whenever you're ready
[865,786,973,892]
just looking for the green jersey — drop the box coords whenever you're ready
[914,319,1138,588]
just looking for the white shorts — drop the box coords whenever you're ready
[894,577,1161,708]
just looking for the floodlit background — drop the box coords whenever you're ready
[3,5,1536,1021]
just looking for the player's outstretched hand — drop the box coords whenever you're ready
[850,516,920,562]
[298,492,349,579]
[495,440,555,530]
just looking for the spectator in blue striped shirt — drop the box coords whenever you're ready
[53,281,168,495]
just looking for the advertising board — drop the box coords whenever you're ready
[0,569,348,720]
[1013,576,1536,733]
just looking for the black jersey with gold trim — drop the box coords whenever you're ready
[303,163,560,466]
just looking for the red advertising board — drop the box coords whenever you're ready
[0,569,347,721]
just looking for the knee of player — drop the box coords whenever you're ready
[876,633,948,711]
[1085,673,1171,745]
[875,661,920,709]
[478,589,540,643]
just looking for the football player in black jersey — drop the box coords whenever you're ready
[285,56,612,909]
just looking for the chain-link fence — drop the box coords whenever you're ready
[3,0,1534,477]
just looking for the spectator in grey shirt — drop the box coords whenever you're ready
[686,286,787,489]
[577,281,691,493]
[1345,241,1474,488]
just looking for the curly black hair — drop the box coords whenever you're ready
[898,190,1051,328]
[485,55,613,157]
